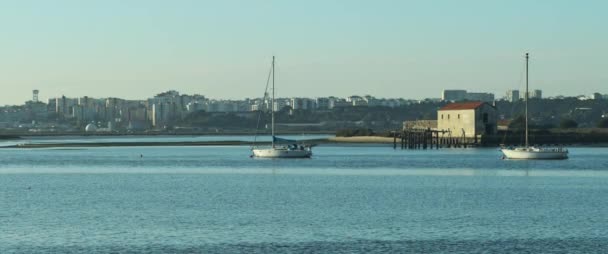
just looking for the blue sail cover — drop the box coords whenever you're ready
[273,136,298,144]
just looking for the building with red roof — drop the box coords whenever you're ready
[437,101,497,138]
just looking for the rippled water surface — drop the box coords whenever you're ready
[1,142,608,253]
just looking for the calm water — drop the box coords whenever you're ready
[1,141,608,253]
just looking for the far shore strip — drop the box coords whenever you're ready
[1,136,397,149]
[328,136,395,143]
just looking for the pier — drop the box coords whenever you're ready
[393,128,473,149]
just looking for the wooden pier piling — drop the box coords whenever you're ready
[393,128,477,150]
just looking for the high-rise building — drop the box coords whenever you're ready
[524,89,542,99]
[32,90,39,103]
[592,93,604,100]
[442,90,467,101]
[54,96,77,117]
[273,98,290,112]
[506,89,520,102]
[291,98,316,110]
[316,98,330,110]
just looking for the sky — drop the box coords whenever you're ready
[1,0,607,105]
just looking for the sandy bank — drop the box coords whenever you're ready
[1,141,259,149]
[328,136,395,143]
[1,136,401,149]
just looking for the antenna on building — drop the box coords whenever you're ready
[32,90,39,102]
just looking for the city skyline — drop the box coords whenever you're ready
[1,1,607,105]
[6,87,608,107]
[2,86,606,134]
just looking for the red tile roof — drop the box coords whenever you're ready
[439,101,485,111]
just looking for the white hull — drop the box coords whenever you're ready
[501,147,568,160]
[252,147,312,158]
[500,54,569,161]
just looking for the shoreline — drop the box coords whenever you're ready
[0,131,335,137]
[3,135,608,149]
[0,135,21,140]
[2,140,259,149]
[0,136,390,149]
[327,136,395,143]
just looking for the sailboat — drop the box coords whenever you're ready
[500,53,568,160]
[251,56,313,158]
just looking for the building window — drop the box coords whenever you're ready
[441,114,444,120]
[483,113,488,123]
[458,114,460,119]
[448,114,450,120]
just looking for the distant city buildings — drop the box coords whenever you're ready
[592,93,603,100]
[1,90,416,131]
[577,93,608,101]
[505,89,520,102]
[441,90,467,101]
[273,98,290,111]
[442,90,495,102]
[290,98,314,110]
[501,89,543,101]
[529,89,542,99]
[2,88,606,133]
[315,97,330,110]
[465,92,495,102]
[442,89,548,103]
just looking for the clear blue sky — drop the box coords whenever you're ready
[1,0,606,105]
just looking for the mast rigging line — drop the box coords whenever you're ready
[501,56,528,145]
[251,59,274,148]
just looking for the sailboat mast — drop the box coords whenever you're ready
[271,56,275,148]
[525,53,529,148]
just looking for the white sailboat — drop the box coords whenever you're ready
[501,53,568,160]
[251,56,313,158]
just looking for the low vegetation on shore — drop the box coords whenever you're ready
[0,135,20,140]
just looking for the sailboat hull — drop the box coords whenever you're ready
[501,148,568,160]
[252,148,312,158]
[251,57,314,159]
[500,54,569,161]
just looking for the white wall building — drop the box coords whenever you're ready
[273,98,290,111]
[437,101,497,138]
[291,98,315,110]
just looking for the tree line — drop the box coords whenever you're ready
[178,98,608,131]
